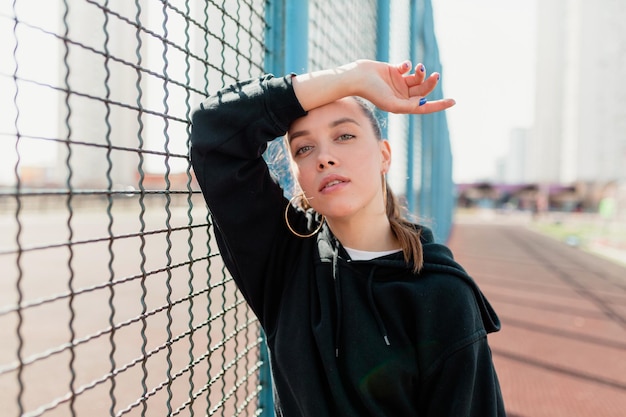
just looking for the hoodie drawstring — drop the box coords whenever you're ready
[332,246,342,358]
[332,248,392,358]
[366,266,391,347]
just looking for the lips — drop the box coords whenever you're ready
[319,175,349,192]
[325,180,343,188]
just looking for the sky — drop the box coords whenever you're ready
[431,0,537,183]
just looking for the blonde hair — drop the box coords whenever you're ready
[383,179,424,272]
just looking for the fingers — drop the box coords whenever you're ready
[417,98,456,114]
[407,69,438,95]
[381,96,455,115]
[375,60,455,114]
[406,68,445,111]
[396,60,413,75]
[392,61,438,94]
[400,97,455,114]
[404,63,427,87]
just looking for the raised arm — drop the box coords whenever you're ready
[190,74,307,320]
[292,59,455,114]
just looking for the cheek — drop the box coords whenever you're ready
[292,162,315,193]
[350,148,382,176]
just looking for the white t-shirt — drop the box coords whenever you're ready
[344,247,402,261]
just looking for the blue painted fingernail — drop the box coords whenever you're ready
[419,97,427,106]
[420,65,425,72]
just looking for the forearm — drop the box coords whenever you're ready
[292,61,361,111]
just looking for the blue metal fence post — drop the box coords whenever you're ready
[261,1,309,415]
[406,0,422,214]
[421,0,437,239]
[419,0,454,242]
[376,0,391,140]
[285,0,309,74]
[264,0,285,74]
[260,2,283,415]
[257,338,274,417]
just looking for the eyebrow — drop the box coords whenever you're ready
[288,117,361,142]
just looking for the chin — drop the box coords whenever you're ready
[317,204,361,220]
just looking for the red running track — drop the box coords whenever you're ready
[448,216,626,417]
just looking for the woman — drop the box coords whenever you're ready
[191,59,505,416]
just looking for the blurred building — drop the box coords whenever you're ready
[497,127,529,184]
[530,0,626,184]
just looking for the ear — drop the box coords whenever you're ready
[380,139,392,174]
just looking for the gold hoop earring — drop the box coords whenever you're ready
[284,195,325,238]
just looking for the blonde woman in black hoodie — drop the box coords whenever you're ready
[191,59,505,416]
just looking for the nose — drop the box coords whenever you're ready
[318,160,335,170]
[316,143,338,170]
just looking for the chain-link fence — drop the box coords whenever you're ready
[0,1,452,416]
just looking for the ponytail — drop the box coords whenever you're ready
[385,182,424,274]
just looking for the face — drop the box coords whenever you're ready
[287,98,391,220]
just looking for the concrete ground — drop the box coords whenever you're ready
[447,212,626,417]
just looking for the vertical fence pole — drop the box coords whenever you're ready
[285,0,309,74]
[406,0,421,214]
[376,0,391,140]
[257,339,274,417]
[417,0,454,242]
[420,0,436,237]
[264,0,285,75]
[261,1,309,415]
[426,0,454,242]
[417,0,432,233]
[260,3,283,416]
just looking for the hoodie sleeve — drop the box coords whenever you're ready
[420,337,505,416]
[413,236,505,416]
[413,263,505,416]
[190,74,307,319]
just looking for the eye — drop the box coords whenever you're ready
[294,145,313,156]
[336,133,355,142]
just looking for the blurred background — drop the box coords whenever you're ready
[435,0,626,267]
[438,0,626,188]
[1,0,624,416]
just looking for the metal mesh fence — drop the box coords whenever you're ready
[1,0,452,415]
[1,1,266,416]
[308,0,378,70]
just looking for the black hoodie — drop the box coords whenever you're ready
[191,74,505,416]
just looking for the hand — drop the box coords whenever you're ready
[351,59,455,114]
[293,59,455,114]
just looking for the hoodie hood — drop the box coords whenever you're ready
[314,224,501,357]
[419,230,501,334]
